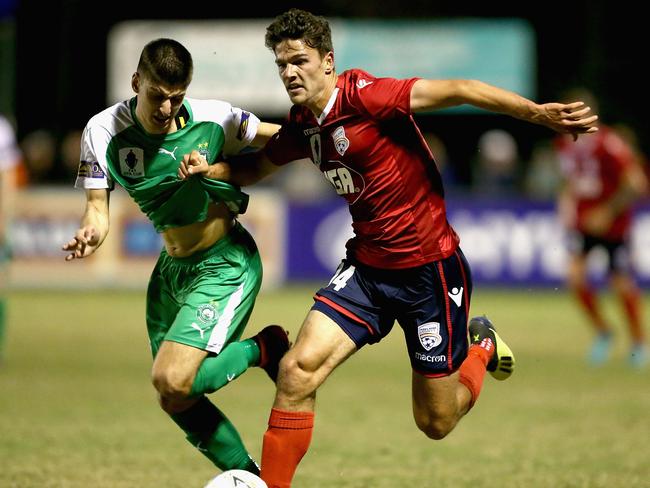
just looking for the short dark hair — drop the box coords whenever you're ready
[265,9,333,57]
[137,38,193,87]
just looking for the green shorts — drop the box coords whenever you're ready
[146,222,263,358]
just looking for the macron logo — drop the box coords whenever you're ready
[448,287,463,307]
[356,79,373,89]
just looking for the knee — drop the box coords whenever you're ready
[277,353,318,400]
[414,413,457,440]
[151,366,193,401]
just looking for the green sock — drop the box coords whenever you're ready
[189,339,260,397]
[171,396,259,474]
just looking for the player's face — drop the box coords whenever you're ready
[274,39,334,113]
[132,73,187,135]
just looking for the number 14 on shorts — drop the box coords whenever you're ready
[328,263,356,291]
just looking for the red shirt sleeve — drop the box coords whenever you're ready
[263,111,309,166]
[351,74,419,120]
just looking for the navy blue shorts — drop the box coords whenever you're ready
[568,231,631,273]
[312,248,473,376]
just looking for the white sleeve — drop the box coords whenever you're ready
[75,122,113,190]
[221,106,261,157]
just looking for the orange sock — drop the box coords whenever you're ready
[576,285,610,333]
[620,289,644,343]
[260,408,314,488]
[459,344,491,409]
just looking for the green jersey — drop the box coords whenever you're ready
[75,97,260,231]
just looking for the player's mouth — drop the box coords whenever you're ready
[287,83,304,95]
[153,114,171,126]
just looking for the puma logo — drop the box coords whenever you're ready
[158,146,178,160]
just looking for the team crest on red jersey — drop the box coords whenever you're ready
[332,126,350,156]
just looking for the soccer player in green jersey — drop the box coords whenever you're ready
[62,38,289,475]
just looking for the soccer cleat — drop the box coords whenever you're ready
[629,342,648,369]
[468,315,515,380]
[250,325,290,382]
[588,331,613,366]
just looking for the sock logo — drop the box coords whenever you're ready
[448,286,463,307]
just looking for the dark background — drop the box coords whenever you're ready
[5,0,647,185]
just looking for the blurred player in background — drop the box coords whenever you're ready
[62,39,287,476]
[180,10,599,487]
[0,114,21,363]
[555,88,648,367]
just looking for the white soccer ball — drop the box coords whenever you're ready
[203,469,268,488]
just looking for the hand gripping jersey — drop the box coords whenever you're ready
[555,125,635,240]
[265,69,460,269]
[76,98,260,232]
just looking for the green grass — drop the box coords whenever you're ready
[1,287,649,487]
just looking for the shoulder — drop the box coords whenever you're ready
[84,100,133,139]
[187,98,232,120]
[187,97,255,125]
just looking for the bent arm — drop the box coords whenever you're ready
[410,79,598,137]
[62,189,110,260]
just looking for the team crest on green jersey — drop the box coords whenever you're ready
[118,147,145,177]
[197,141,211,162]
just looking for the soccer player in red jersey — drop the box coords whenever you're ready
[555,90,648,367]
[179,10,599,487]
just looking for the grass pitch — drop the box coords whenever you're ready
[1,287,649,487]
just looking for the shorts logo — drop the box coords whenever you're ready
[118,147,145,177]
[332,126,349,156]
[447,286,463,307]
[197,304,218,324]
[418,322,442,351]
[190,322,208,339]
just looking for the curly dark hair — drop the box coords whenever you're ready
[137,38,193,87]
[265,9,333,56]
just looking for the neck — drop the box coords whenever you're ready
[309,73,338,118]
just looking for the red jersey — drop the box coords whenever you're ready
[265,69,460,269]
[555,126,635,240]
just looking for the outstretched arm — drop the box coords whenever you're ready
[410,79,598,139]
[178,148,281,187]
[62,189,110,261]
[250,122,282,148]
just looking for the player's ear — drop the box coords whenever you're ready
[131,72,140,93]
[323,51,334,75]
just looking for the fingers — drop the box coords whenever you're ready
[562,101,586,111]
[564,105,592,119]
[178,160,190,179]
[565,114,599,126]
[178,150,208,179]
[62,237,84,261]
[62,227,97,260]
